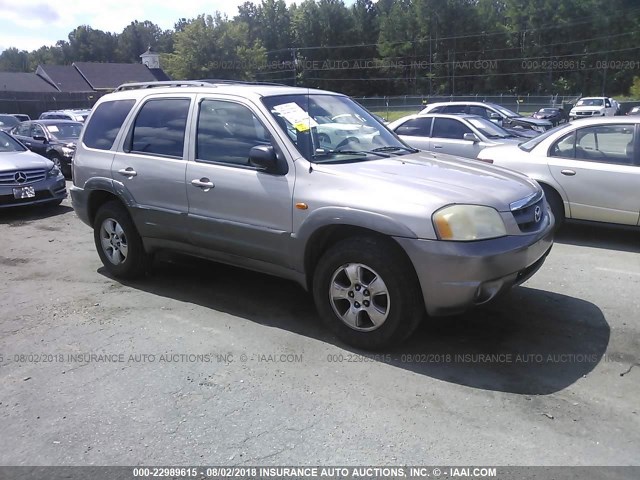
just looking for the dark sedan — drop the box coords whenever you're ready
[10,120,83,178]
[532,107,568,126]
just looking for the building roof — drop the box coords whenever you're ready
[73,62,159,90]
[0,72,59,92]
[149,68,171,82]
[36,65,94,92]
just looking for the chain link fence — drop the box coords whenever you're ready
[354,94,583,121]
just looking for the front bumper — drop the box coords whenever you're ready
[0,176,66,209]
[395,224,554,316]
[70,185,91,226]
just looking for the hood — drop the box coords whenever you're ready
[0,150,54,171]
[315,151,540,212]
[52,136,79,145]
[571,105,605,112]
[533,113,556,119]
[508,117,552,127]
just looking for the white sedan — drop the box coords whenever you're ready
[476,117,639,228]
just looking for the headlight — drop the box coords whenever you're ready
[47,165,61,178]
[61,146,75,156]
[433,205,507,241]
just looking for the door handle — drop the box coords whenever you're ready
[433,145,443,149]
[561,169,576,176]
[191,178,214,190]
[118,167,137,177]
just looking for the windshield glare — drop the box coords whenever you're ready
[577,98,604,106]
[45,123,83,139]
[261,94,411,163]
[467,117,514,138]
[0,131,27,152]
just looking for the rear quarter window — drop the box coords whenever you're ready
[83,100,136,150]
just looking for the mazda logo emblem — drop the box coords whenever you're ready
[534,205,542,223]
[14,172,27,184]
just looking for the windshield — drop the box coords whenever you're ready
[577,98,604,106]
[0,131,27,152]
[45,122,83,139]
[0,115,20,129]
[518,123,569,152]
[490,104,520,118]
[538,108,557,114]
[466,117,516,139]
[261,94,414,163]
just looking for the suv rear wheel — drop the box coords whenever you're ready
[93,201,148,279]
[313,236,424,349]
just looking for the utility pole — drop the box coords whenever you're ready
[429,35,433,96]
[291,48,297,87]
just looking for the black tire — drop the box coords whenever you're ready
[312,236,424,350]
[542,185,565,230]
[93,201,148,279]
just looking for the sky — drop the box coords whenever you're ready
[0,0,292,52]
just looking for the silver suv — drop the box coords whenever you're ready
[71,81,554,349]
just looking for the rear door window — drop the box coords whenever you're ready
[442,105,467,114]
[394,117,433,137]
[83,100,135,150]
[129,98,190,158]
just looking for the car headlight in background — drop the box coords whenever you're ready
[61,146,75,157]
[433,205,507,241]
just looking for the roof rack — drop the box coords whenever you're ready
[114,79,287,92]
[197,79,286,86]
[114,81,214,92]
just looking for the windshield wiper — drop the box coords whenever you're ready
[371,145,419,154]
[315,149,391,159]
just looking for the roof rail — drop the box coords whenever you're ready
[114,80,215,92]
[114,79,287,92]
[197,79,287,86]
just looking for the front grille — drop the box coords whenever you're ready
[576,111,594,116]
[0,169,47,186]
[0,190,52,206]
[511,193,545,233]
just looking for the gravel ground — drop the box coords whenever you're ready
[0,185,638,468]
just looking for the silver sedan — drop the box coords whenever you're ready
[388,113,522,159]
[477,117,640,228]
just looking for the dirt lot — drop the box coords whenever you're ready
[0,184,639,467]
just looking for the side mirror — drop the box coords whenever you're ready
[33,135,47,142]
[249,145,279,172]
[488,112,501,122]
[463,133,480,143]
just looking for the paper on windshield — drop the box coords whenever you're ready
[273,102,318,132]
[47,125,59,133]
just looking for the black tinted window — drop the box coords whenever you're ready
[432,118,472,139]
[469,106,489,118]
[395,117,432,137]
[130,99,190,158]
[84,100,135,150]
[196,100,271,166]
[443,105,467,114]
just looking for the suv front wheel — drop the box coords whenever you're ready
[93,201,148,279]
[313,236,424,349]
